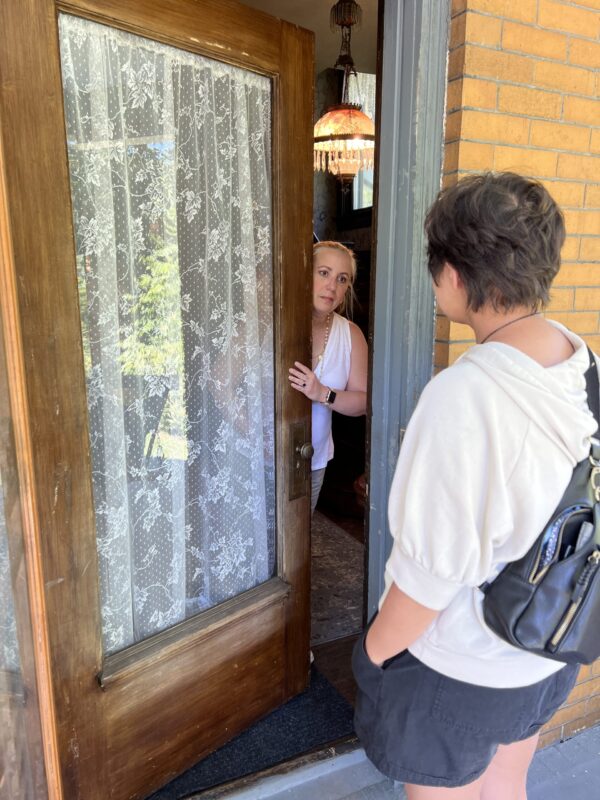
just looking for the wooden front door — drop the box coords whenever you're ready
[0,1,313,798]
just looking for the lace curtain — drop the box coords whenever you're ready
[59,15,276,655]
[349,72,376,122]
[0,488,19,672]
[349,72,376,209]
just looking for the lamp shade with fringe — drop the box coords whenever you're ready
[314,103,375,183]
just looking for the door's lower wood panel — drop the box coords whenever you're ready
[105,600,288,800]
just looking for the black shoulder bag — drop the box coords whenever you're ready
[481,349,600,664]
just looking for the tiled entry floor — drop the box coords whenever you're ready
[210,723,600,800]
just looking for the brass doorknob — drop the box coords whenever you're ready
[297,442,314,460]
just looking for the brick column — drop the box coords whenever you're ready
[439,0,600,744]
[438,0,600,374]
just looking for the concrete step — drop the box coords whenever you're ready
[203,724,600,800]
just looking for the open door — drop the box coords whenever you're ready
[0,1,313,797]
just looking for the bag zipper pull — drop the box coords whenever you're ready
[549,550,600,649]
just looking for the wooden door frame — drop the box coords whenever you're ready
[0,1,314,797]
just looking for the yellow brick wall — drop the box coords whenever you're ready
[439,0,600,372]
[440,0,600,743]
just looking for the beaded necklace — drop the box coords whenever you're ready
[314,312,332,379]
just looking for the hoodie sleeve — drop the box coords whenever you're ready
[384,363,523,611]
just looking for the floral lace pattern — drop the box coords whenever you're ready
[348,72,376,121]
[0,489,19,671]
[59,15,275,655]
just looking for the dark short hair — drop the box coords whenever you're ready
[424,172,566,311]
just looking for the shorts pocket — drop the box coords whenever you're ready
[352,632,384,701]
[352,631,386,752]
[431,676,526,739]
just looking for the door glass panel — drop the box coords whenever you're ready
[58,14,275,655]
[0,481,45,800]
[0,487,20,706]
[0,317,48,799]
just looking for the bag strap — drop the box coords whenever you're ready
[585,346,600,428]
[584,349,600,550]
[481,347,600,594]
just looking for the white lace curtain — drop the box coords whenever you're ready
[59,15,276,655]
[349,72,376,209]
[349,72,376,122]
[0,488,19,672]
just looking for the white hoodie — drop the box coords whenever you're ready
[383,322,598,687]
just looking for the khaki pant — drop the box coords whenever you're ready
[311,467,326,515]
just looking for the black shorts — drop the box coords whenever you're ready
[352,633,579,788]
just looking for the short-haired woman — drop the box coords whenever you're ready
[288,241,368,514]
[353,173,591,799]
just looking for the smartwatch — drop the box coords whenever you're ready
[323,388,337,407]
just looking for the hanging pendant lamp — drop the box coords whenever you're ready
[313,0,375,185]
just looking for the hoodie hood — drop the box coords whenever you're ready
[461,321,597,465]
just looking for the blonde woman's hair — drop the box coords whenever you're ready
[313,240,358,318]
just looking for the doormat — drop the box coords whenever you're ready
[146,667,355,800]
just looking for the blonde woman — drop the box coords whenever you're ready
[288,241,368,514]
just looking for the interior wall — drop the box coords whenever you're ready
[239,0,378,73]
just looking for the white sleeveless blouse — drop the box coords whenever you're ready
[312,313,352,470]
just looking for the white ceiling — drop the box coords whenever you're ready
[240,0,378,73]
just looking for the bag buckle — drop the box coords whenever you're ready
[591,466,600,502]
[589,437,600,465]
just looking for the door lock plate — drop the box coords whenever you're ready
[289,421,310,500]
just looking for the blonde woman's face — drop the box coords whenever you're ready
[313,248,352,315]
